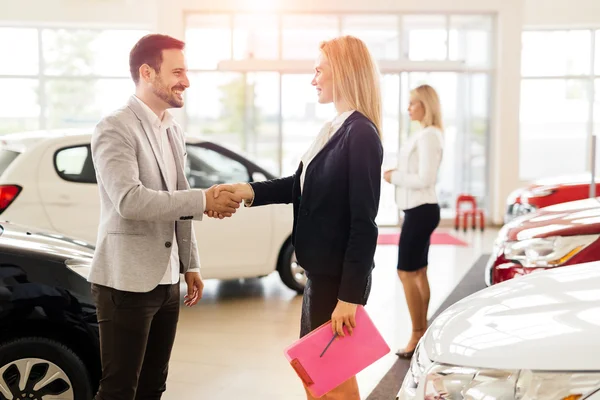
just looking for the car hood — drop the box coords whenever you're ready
[508,175,598,205]
[423,262,600,371]
[501,197,600,241]
[0,221,94,262]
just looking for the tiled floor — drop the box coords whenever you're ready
[164,228,498,399]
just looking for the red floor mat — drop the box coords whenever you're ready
[377,231,468,246]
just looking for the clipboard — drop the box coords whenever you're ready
[284,305,390,398]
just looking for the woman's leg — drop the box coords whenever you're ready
[305,377,360,400]
[397,269,427,353]
[304,385,318,400]
[396,210,427,355]
[413,206,437,333]
[415,267,430,329]
[300,275,363,400]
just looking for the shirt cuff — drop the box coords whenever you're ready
[202,190,207,213]
[186,267,201,273]
[243,183,255,207]
[391,170,403,186]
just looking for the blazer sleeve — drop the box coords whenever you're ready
[248,175,295,206]
[92,116,205,222]
[391,129,442,189]
[338,120,383,304]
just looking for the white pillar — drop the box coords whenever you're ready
[491,2,523,224]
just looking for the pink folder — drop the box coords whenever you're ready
[284,305,390,398]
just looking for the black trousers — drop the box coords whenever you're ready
[91,283,180,400]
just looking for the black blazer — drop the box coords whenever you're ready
[249,111,383,304]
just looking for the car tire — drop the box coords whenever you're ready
[277,241,306,294]
[0,337,92,400]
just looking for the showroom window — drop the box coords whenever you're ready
[184,12,495,225]
[520,29,600,180]
[0,27,148,134]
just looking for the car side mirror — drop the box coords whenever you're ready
[251,172,267,182]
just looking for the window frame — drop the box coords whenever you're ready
[0,26,150,133]
[519,27,599,180]
[183,11,496,224]
[50,140,277,187]
[187,142,277,188]
[53,144,97,184]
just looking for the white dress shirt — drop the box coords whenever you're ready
[300,110,355,192]
[132,96,201,284]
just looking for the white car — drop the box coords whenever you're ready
[398,262,600,400]
[0,129,306,293]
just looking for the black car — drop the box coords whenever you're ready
[0,221,99,399]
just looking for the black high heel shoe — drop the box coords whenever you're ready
[395,328,426,359]
[395,348,415,359]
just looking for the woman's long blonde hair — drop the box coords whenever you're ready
[319,36,382,137]
[411,84,444,132]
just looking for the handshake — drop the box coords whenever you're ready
[204,183,254,219]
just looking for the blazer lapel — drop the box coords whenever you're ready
[304,126,344,183]
[166,127,189,190]
[127,96,169,189]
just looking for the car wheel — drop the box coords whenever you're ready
[0,337,92,400]
[277,242,306,294]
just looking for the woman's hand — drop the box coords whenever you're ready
[205,183,254,219]
[383,169,396,184]
[331,300,358,337]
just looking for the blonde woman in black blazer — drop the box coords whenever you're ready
[209,36,383,400]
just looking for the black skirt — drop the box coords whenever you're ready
[397,203,441,272]
[299,273,372,338]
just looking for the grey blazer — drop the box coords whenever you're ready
[89,95,204,292]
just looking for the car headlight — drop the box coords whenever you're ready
[407,341,431,388]
[398,341,433,399]
[423,364,600,400]
[506,187,526,205]
[503,235,599,268]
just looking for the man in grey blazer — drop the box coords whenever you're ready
[89,34,241,400]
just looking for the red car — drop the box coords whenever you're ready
[505,174,600,223]
[486,197,600,286]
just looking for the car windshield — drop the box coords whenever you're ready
[0,149,20,177]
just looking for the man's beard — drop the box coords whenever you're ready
[152,76,184,108]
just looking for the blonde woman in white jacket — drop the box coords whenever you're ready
[383,84,443,359]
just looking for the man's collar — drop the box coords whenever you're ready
[132,95,173,127]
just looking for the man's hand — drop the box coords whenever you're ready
[331,300,358,337]
[383,169,396,184]
[184,271,204,307]
[204,184,242,217]
[205,183,254,219]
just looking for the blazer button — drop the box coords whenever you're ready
[165,241,172,248]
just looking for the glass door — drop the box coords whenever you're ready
[378,74,401,226]
[376,71,490,225]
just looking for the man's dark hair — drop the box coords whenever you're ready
[129,34,185,85]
